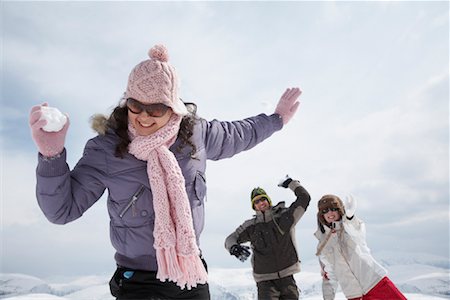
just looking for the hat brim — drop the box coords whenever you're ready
[252,194,268,203]
[251,194,272,210]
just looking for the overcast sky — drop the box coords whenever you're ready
[1,1,448,279]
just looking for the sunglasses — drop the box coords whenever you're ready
[253,198,267,205]
[126,98,170,118]
[321,207,339,214]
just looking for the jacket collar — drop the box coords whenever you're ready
[254,201,286,222]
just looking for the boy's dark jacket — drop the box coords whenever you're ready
[225,182,310,282]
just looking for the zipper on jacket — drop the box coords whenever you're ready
[272,214,285,235]
[119,185,145,218]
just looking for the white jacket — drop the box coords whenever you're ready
[314,215,387,299]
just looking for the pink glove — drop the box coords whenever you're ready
[29,103,70,157]
[274,87,302,125]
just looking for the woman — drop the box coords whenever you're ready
[315,195,406,300]
[29,44,302,299]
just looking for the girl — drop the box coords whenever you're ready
[315,195,406,300]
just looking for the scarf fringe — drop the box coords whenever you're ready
[156,247,183,283]
[156,247,208,290]
[177,254,208,290]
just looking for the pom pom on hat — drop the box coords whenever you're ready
[124,44,187,116]
[149,44,169,62]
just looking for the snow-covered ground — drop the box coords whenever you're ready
[1,252,449,299]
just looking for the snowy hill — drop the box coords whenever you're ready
[374,252,450,298]
[0,274,52,297]
[1,252,448,299]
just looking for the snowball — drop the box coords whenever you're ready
[40,106,67,132]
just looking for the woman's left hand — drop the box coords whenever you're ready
[274,87,302,125]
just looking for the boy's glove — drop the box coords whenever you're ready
[278,175,293,188]
[29,103,70,157]
[230,244,251,262]
[274,87,301,125]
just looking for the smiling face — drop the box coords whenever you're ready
[254,198,270,212]
[317,194,345,227]
[323,209,342,223]
[127,99,173,136]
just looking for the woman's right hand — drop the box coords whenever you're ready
[29,103,70,157]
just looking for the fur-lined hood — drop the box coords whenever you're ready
[90,114,109,135]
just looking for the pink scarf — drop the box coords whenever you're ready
[128,114,208,289]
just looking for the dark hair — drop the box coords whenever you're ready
[108,103,198,158]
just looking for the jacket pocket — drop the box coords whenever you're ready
[194,171,206,205]
[119,185,145,218]
[111,185,154,228]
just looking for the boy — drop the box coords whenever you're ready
[225,176,311,300]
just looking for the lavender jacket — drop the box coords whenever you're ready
[35,113,283,271]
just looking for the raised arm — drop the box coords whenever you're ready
[203,87,301,161]
[276,176,311,230]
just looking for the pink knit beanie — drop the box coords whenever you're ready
[124,44,188,116]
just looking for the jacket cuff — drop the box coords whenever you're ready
[288,180,301,191]
[270,113,284,131]
[37,148,69,177]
